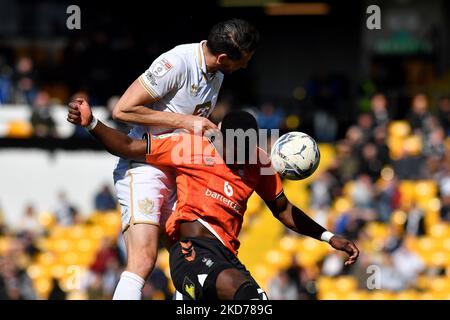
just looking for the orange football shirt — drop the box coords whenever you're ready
[145,131,283,255]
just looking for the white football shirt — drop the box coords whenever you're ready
[129,41,224,138]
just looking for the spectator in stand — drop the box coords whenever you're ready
[391,242,425,288]
[0,255,36,300]
[309,172,336,209]
[321,251,345,277]
[101,257,121,298]
[437,96,450,135]
[439,171,450,222]
[358,143,383,181]
[17,204,42,236]
[256,102,284,130]
[0,55,13,104]
[393,143,426,180]
[373,126,390,166]
[13,56,37,105]
[48,278,66,300]
[94,184,117,212]
[0,203,7,236]
[423,125,446,159]
[30,90,57,138]
[356,113,374,144]
[403,202,426,237]
[379,252,407,291]
[332,139,360,183]
[374,176,400,223]
[268,270,298,300]
[370,93,390,128]
[90,238,119,275]
[54,192,77,226]
[408,93,432,135]
[350,174,375,209]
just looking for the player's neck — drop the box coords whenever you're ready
[203,41,219,73]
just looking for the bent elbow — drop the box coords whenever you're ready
[112,107,124,121]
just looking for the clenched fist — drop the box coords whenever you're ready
[67,98,93,127]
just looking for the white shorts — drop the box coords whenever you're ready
[113,158,177,232]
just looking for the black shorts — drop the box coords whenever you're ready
[169,237,267,300]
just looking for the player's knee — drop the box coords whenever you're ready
[233,281,261,300]
[127,245,157,278]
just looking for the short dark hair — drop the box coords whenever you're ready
[207,19,260,61]
[221,110,259,164]
[221,110,258,135]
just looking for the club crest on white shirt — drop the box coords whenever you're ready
[152,58,173,77]
[190,84,199,97]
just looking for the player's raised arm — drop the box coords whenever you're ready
[67,98,147,162]
[111,53,217,132]
[265,194,360,266]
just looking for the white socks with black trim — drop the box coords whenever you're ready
[112,271,145,300]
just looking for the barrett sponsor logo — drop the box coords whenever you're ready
[205,188,241,212]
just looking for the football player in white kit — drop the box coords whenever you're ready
[70,19,259,300]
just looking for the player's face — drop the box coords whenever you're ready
[219,51,254,74]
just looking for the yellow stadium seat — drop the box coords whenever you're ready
[316,277,336,292]
[316,143,335,172]
[6,120,33,138]
[370,291,395,300]
[333,197,352,213]
[279,235,298,253]
[38,212,56,229]
[265,249,290,269]
[429,223,449,238]
[335,276,357,293]
[76,238,97,253]
[419,292,447,300]
[429,277,450,292]
[389,121,411,138]
[27,264,50,279]
[36,252,56,266]
[34,277,52,299]
[318,291,340,300]
[50,265,66,279]
[246,193,262,216]
[395,290,419,300]
[0,237,11,255]
[415,181,437,199]
[66,291,88,300]
[345,291,370,300]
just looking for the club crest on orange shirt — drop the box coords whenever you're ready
[138,198,154,215]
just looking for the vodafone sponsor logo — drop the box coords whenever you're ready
[205,188,241,213]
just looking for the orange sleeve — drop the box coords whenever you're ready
[145,132,186,167]
[255,150,284,201]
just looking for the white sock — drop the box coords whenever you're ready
[112,271,145,300]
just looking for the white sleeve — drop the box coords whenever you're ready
[138,52,186,100]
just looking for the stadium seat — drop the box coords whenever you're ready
[369,291,395,300]
[388,121,411,138]
[279,235,298,253]
[395,290,419,300]
[335,276,357,293]
[6,120,33,138]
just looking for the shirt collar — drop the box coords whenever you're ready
[198,40,216,81]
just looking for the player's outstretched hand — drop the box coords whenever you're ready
[67,98,93,127]
[180,114,218,133]
[329,236,360,266]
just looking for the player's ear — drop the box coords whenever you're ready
[216,53,228,65]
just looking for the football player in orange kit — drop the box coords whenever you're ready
[68,98,359,300]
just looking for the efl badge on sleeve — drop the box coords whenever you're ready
[152,58,173,77]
